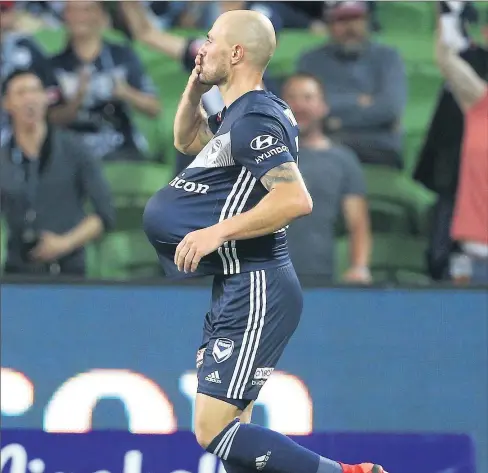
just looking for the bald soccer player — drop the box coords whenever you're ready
[143,10,387,473]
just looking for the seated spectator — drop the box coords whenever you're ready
[49,1,161,162]
[282,73,372,283]
[297,1,407,168]
[435,5,488,284]
[0,69,115,276]
[105,1,174,37]
[414,1,488,281]
[0,0,60,145]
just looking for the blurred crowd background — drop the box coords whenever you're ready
[1,0,487,286]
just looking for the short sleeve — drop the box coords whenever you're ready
[340,148,367,197]
[230,113,295,180]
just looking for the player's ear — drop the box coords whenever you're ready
[231,44,244,65]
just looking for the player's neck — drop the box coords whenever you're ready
[219,74,263,108]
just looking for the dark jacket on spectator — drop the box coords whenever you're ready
[0,127,115,275]
[297,41,407,168]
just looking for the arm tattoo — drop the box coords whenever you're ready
[260,162,299,191]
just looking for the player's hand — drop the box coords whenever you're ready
[175,226,225,273]
[186,54,212,102]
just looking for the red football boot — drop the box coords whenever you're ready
[339,463,388,473]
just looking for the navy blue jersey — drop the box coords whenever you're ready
[144,90,300,278]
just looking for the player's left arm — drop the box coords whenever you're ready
[219,112,312,241]
[218,162,312,242]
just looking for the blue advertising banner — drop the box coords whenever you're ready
[1,285,487,471]
[0,430,476,473]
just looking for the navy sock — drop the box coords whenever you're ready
[221,460,255,473]
[208,419,343,473]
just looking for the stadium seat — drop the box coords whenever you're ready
[335,234,428,284]
[103,162,174,232]
[378,2,435,37]
[363,165,435,236]
[96,230,161,279]
[395,269,431,285]
[368,199,413,235]
[403,129,427,175]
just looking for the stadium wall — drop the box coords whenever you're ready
[1,283,487,472]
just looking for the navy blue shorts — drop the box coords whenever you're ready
[196,263,302,409]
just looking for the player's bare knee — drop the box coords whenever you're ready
[194,415,223,449]
[194,393,241,449]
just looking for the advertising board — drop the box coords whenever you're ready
[1,284,487,471]
[1,430,476,473]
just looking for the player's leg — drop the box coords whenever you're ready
[196,289,257,473]
[221,402,255,473]
[195,266,387,473]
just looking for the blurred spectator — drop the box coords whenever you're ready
[169,1,284,31]
[0,69,115,276]
[415,1,488,281]
[273,1,327,31]
[48,1,161,162]
[13,1,64,32]
[172,1,375,35]
[120,1,282,98]
[283,73,372,283]
[0,0,60,145]
[435,3,488,284]
[105,1,179,37]
[297,0,407,168]
[120,1,282,174]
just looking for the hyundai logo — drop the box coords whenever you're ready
[250,135,279,151]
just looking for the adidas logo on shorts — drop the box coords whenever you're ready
[256,451,272,470]
[205,371,222,383]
